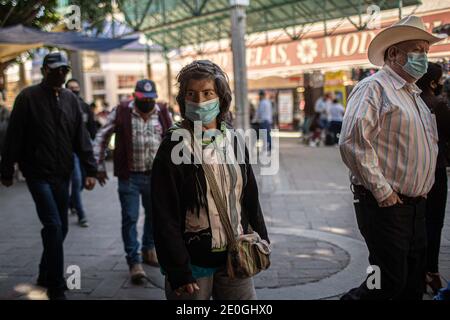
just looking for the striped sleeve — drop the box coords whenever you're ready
[93,108,117,172]
[339,80,393,203]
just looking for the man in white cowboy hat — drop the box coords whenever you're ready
[339,16,447,300]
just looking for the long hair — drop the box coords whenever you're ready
[176,60,232,124]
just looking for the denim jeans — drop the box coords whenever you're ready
[69,154,86,221]
[259,120,272,151]
[26,178,70,290]
[118,173,155,266]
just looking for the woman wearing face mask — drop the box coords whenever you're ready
[151,60,269,300]
[416,62,450,294]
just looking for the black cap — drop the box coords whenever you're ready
[43,52,70,69]
[134,79,158,99]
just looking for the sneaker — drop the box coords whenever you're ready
[142,249,160,267]
[130,263,147,284]
[78,219,89,228]
[69,208,77,215]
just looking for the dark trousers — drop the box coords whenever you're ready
[328,120,342,145]
[426,167,448,273]
[26,178,70,290]
[342,188,427,300]
[69,153,86,221]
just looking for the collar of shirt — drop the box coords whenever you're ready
[383,65,422,95]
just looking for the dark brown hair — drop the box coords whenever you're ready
[176,60,232,124]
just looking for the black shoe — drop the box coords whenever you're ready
[37,278,69,291]
[36,276,47,288]
[47,288,67,300]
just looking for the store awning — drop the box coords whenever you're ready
[117,0,422,49]
[0,24,138,63]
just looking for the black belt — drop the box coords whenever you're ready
[351,184,425,205]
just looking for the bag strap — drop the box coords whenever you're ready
[202,163,236,246]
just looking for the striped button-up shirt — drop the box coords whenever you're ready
[339,65,438,203]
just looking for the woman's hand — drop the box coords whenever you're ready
[174,282,200,296]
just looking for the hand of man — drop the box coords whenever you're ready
[379,191,403,207]
[97,171,108,186]
[174,282,200,296]
[85,177,96,190]
[1,179,13,187]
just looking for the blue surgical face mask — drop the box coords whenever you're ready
[395,47,428,80]
[185,97,220,125]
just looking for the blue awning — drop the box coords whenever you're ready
[0,25,138,62]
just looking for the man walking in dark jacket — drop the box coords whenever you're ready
[0,52,97,300]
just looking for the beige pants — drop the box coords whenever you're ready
[165,268,257,300]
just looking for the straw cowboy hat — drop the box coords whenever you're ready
[368,15,447,66]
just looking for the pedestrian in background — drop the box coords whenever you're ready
[0,52,97,300]
[94,79,172,284]
[256,90,272,152]
[326,98,345,145]
[66,78,97,228]
[416,62,450,294]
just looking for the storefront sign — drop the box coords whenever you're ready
[179,11,450,73]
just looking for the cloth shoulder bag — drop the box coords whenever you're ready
[202,162,271,279]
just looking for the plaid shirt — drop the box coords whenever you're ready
[94,101,162,173]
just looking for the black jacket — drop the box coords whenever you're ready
[421,94,450,168]
[151,129,269,290]
[0,82,97,181]
[78,96,97,140]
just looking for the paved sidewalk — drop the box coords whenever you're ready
[0,138,448,299]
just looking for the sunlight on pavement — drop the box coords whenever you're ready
[14,283,48,300]
[318,227,350,236]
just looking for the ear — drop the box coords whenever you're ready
[430,80,437,89]
[387,47,397,62]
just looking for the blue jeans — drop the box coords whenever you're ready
[259,120,272,151]
[26,178,70,290]
[70,154,86,221]
[118,173,155,266]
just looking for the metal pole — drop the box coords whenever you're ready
[165,51,173,106]
[146,43,153,79]
[68,50,85,97]
[398,0,403,19]
[230,0,249,130]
